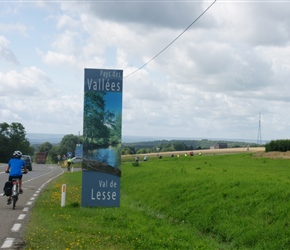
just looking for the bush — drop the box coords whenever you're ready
[265,139,290,152]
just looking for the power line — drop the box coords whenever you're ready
[123,0,217,79]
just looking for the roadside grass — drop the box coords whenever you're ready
[24,153,290,249]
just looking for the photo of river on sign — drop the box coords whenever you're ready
[82,68,122,207]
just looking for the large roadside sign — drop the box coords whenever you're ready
[75,144,83,157]
[81,68,122,207]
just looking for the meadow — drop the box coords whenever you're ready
[24,152,290,249]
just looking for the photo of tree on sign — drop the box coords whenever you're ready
[82,91,122,177]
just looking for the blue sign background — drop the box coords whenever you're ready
[81,171,120,207]
[84,68,123,92]
[75,144,83,157]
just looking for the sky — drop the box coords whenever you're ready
[1,0,290,143]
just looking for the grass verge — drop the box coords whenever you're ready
[24,153,290,249]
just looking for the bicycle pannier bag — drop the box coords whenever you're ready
[3,181,13,196]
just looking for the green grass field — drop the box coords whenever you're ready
[24,153,290,249]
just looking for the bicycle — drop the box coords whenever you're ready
[7,178,19,209]
[5,171,27,210]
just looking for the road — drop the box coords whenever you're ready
[0,163,64,249]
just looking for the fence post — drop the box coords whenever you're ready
[61,184,66,207]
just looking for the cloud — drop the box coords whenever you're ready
[40,50,76,66]
[0,36,19,64]
[1,1,290,140]
[0,23,27,36]
[65,1,214,29]
[0,66,56,97]
[0,65,83,134]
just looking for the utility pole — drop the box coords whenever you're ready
[257,112,262,145]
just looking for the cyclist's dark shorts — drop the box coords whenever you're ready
[9,175,22,181]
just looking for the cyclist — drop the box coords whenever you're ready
[5,150,27,204]
[67,158,72,171]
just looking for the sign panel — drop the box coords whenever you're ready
[82,171,120,207]
[75,144,83,157]
[82,68,122,207]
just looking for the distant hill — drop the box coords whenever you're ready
[27,133,65,144]
[26,133,268,146]
[122,139,261,152]
[122,135,268,144]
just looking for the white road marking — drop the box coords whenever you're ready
[17,214,26,220]
[1,238,15,248]
[0,166,64,249]
[23,207,29,212]
[11,223,21,232]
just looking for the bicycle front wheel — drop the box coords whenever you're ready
[12,196,18,210]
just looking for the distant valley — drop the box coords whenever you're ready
[27,133,65,144]
[26,133,267,145]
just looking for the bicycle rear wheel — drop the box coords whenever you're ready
[12,196,18,209]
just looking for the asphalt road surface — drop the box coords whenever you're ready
[0,163,64,249]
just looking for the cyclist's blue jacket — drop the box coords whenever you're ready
[8,158,25,176]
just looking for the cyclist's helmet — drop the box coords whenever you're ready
[13,150,22,158]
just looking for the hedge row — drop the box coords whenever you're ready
[265,139,290,152]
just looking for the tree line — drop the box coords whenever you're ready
[265,139,290,152]
[36,134,82,163]
[0,122,34,162]
[4,121,284,162]
[122,139,261,155]
[0,122,82,163]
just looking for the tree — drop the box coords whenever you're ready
[0,122,33,162]
[265,139,290,152]
[110,113,122,146]
[59,134,80,157]
[47,145,60,164]
[83,92,115,149]
[136,148,151,154]
[37,142,53,153]
[121,147,136,155]
[172,142,187,151]
[0,122,11,161]
[161,143,175,152]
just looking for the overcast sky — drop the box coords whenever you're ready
[1,0,290,142]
